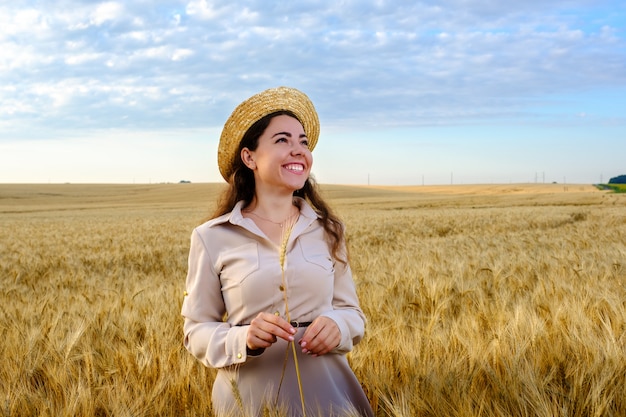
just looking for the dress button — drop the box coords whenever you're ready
[237,352,242,359]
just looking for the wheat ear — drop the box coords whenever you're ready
[277,215,307,417]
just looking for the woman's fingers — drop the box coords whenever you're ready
[246,312,296,350]
[299,317,340,356]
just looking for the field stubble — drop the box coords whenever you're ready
[1,183,625,416]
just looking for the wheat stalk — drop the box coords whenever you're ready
[276,214,307,417]
[229,374,245,415]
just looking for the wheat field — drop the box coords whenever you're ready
[1,183,625,416]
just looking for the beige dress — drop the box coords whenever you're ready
[181,198,373,417]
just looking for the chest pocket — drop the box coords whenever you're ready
[297,239,335,273]
[218,242,260,289]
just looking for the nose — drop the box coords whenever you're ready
[290,141,304,155]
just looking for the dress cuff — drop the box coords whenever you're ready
[246,346,266,356]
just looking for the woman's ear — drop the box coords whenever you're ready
[241,148,256,170]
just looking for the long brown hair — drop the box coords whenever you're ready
[212,111,347,264]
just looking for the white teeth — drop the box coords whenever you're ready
[285,164,303,171]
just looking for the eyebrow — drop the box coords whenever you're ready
[272,132,308,138]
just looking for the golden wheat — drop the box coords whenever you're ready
[1,183,625,416]
[276,216,306,415]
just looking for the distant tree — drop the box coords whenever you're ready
[608,175,626,184]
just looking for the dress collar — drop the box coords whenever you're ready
[207,197,320,230]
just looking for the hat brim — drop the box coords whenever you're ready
[218,86,320,181]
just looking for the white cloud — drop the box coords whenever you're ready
[0,98,35,117]
[65,52,104,65]
[0,43,46,71]
[123,31,151,42]
[185,0,222,20]
[91,2,124,26]
[0,0,624,138]
[132,46,170,60]
[235,7,259,23]
[0,8,49,39]
[172,48,194,61]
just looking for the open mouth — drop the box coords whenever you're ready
[283,163,305,173]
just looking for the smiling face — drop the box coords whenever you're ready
[241,114,313,194]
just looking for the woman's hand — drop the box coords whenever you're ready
[299,316,340,356]
[246,312,296,351]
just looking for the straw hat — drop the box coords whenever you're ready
[217,86,320,181]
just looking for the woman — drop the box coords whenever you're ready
[181,87,373,417]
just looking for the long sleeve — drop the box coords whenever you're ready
[181,228,249,368]
[320,255,366,354]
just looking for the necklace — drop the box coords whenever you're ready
[244,207,298,228]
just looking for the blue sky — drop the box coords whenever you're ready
[1,0,624,185]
